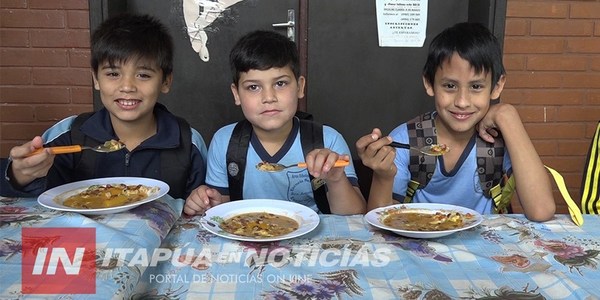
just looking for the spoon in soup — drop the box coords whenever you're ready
[200,215,220,229]
[256,159,350,172]
[26,139,125,157]
[389,141,450,156]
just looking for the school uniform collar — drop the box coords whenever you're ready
[251,117,300,162]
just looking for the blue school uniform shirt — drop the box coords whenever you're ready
[389,120,513,214]
[206,118,358,212]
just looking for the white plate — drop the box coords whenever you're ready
[38,177,169,215]
[201,199,320,242]
[364,203,483,239]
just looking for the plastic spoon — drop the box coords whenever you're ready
[26,140,125,157]
[256,159,350,172]
[389,141,450,156]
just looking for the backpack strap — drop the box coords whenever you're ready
[546,165,584,226]
[226,120,253,201]
[160,116,192,199]
[404,112,509,213]
[298,119,330,214]
[476,135,510,213]
[405,112,438,202]
[225,118,331,213]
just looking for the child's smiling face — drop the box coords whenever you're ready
[423,53,505,137]
[93,58,172,124]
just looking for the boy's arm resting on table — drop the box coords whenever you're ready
[355,129,398,211]
[324,179,366,215]
[477,103,556,221]
[304,149,366,215]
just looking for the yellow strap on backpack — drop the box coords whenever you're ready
[491,174,515,214]
[545,166,584,226]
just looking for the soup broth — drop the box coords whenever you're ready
[383,211,471,231]
[220,212,299,238]
[60,184,157,209]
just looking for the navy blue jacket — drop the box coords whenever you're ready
[3,104,207,199]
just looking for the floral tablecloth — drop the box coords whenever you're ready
[136,213,600,300]
[1,196,599,300]
[0,196,184,299]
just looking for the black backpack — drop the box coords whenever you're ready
[225,115,331,214]
[70,112,192,199]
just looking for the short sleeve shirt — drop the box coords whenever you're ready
[206,119,358,212]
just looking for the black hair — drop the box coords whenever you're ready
[229,30,299,85]
[90,13,173,80]
[422,22,506,87]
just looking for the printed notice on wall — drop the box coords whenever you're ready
[376,0,428,47]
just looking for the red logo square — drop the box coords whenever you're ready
[22,227,96,294]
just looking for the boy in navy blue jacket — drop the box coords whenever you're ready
[4,14,207,200]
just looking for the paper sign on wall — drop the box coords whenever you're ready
[376,0,428,47]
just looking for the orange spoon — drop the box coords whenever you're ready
[256,159,350,172]
[26,140,124,157]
